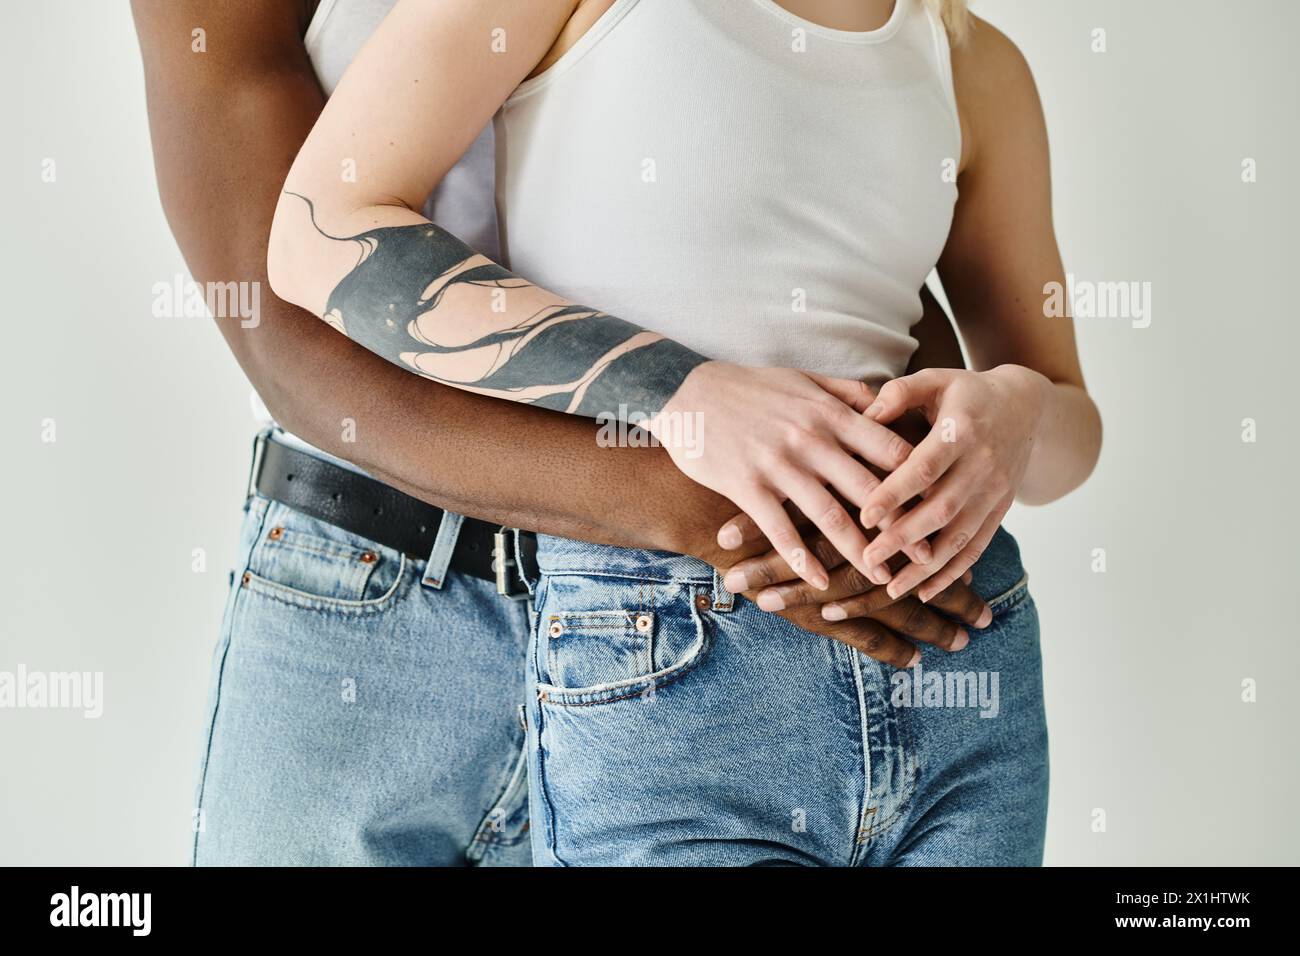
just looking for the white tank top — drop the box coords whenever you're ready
[305,0,500,260]
[495,0,960,386]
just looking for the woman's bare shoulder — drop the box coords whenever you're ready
[951,14,1046,173]
[953,14,1036,89]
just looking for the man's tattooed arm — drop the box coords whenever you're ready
[278,192,709,421]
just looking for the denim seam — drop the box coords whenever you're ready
[549,609,645,623]
[192,497,272,866]
[856,759,918,847]
[240,555,409,615]
[466,733,531,863]
[548,622,644,631]
[854,665,919,851]
[535,567,713,586]
[858,788,915,843]
[986,573,1030,613]
[262,531,382,564]
[529,576,568,866]
[859,724,922,847]
[846,647,873,866]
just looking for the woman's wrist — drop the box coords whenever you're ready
[985,364,1051,442]
[649,359,723,448]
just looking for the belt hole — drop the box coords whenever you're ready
[286,473,294,481]
[332,492,342,502]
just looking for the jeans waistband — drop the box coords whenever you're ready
[534,535,716,584]
[535,526,1028,607]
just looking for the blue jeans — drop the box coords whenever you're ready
[193,476,532,866]
[523,527,1048,866]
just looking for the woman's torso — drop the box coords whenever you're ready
[496,0,961,387]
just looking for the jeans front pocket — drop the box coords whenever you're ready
[546,610,656,690]
[240,501,408,613]
[535,573,709,706]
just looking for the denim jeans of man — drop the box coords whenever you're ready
[192,448,532,866]
[522,527,1048,866]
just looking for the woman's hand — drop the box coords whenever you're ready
[650,361,913,590]
[856,365,1049,602]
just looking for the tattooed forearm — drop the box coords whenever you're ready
[282,192,708,420]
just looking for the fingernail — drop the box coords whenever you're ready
[812,572,830,591]
[756,590,785,612]
[822,604,847,621]
[723,570,748,593]
[914,540,933,564]
[976,606,993,629]
[906,647,921,668]
[950,629,969,652]
[866,402,885,419]
[862,507,885,528]
[886,580,906,600]
[717,525,743,549]
[869,564,892,586]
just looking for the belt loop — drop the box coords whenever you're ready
[510,529,537,600]
[421,511,465,590]
[711,568,735,613]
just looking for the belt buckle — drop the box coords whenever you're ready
[493,529,530,601]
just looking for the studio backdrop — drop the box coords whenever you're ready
[0,0,1296,865]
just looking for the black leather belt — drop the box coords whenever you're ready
[248,435,535,597]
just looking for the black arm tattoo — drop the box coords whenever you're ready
[284,192,708,419]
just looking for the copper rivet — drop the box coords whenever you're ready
[268,526,283,541]
[695,594,710,610]
[548,621,563,638]
[241,572,251,586]
[635,614,653,633]
[359,551,378,564]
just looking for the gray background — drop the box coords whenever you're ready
[1,0,1296,864]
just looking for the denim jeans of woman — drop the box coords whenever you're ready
[522,527,1048,866]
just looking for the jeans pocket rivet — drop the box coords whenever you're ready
[635,613,653,633]
[359,551,378,565]
[548,621,564,638]
[694,594,710,611]
[268,526,284,541]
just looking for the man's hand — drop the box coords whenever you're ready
[698,511,992,669]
